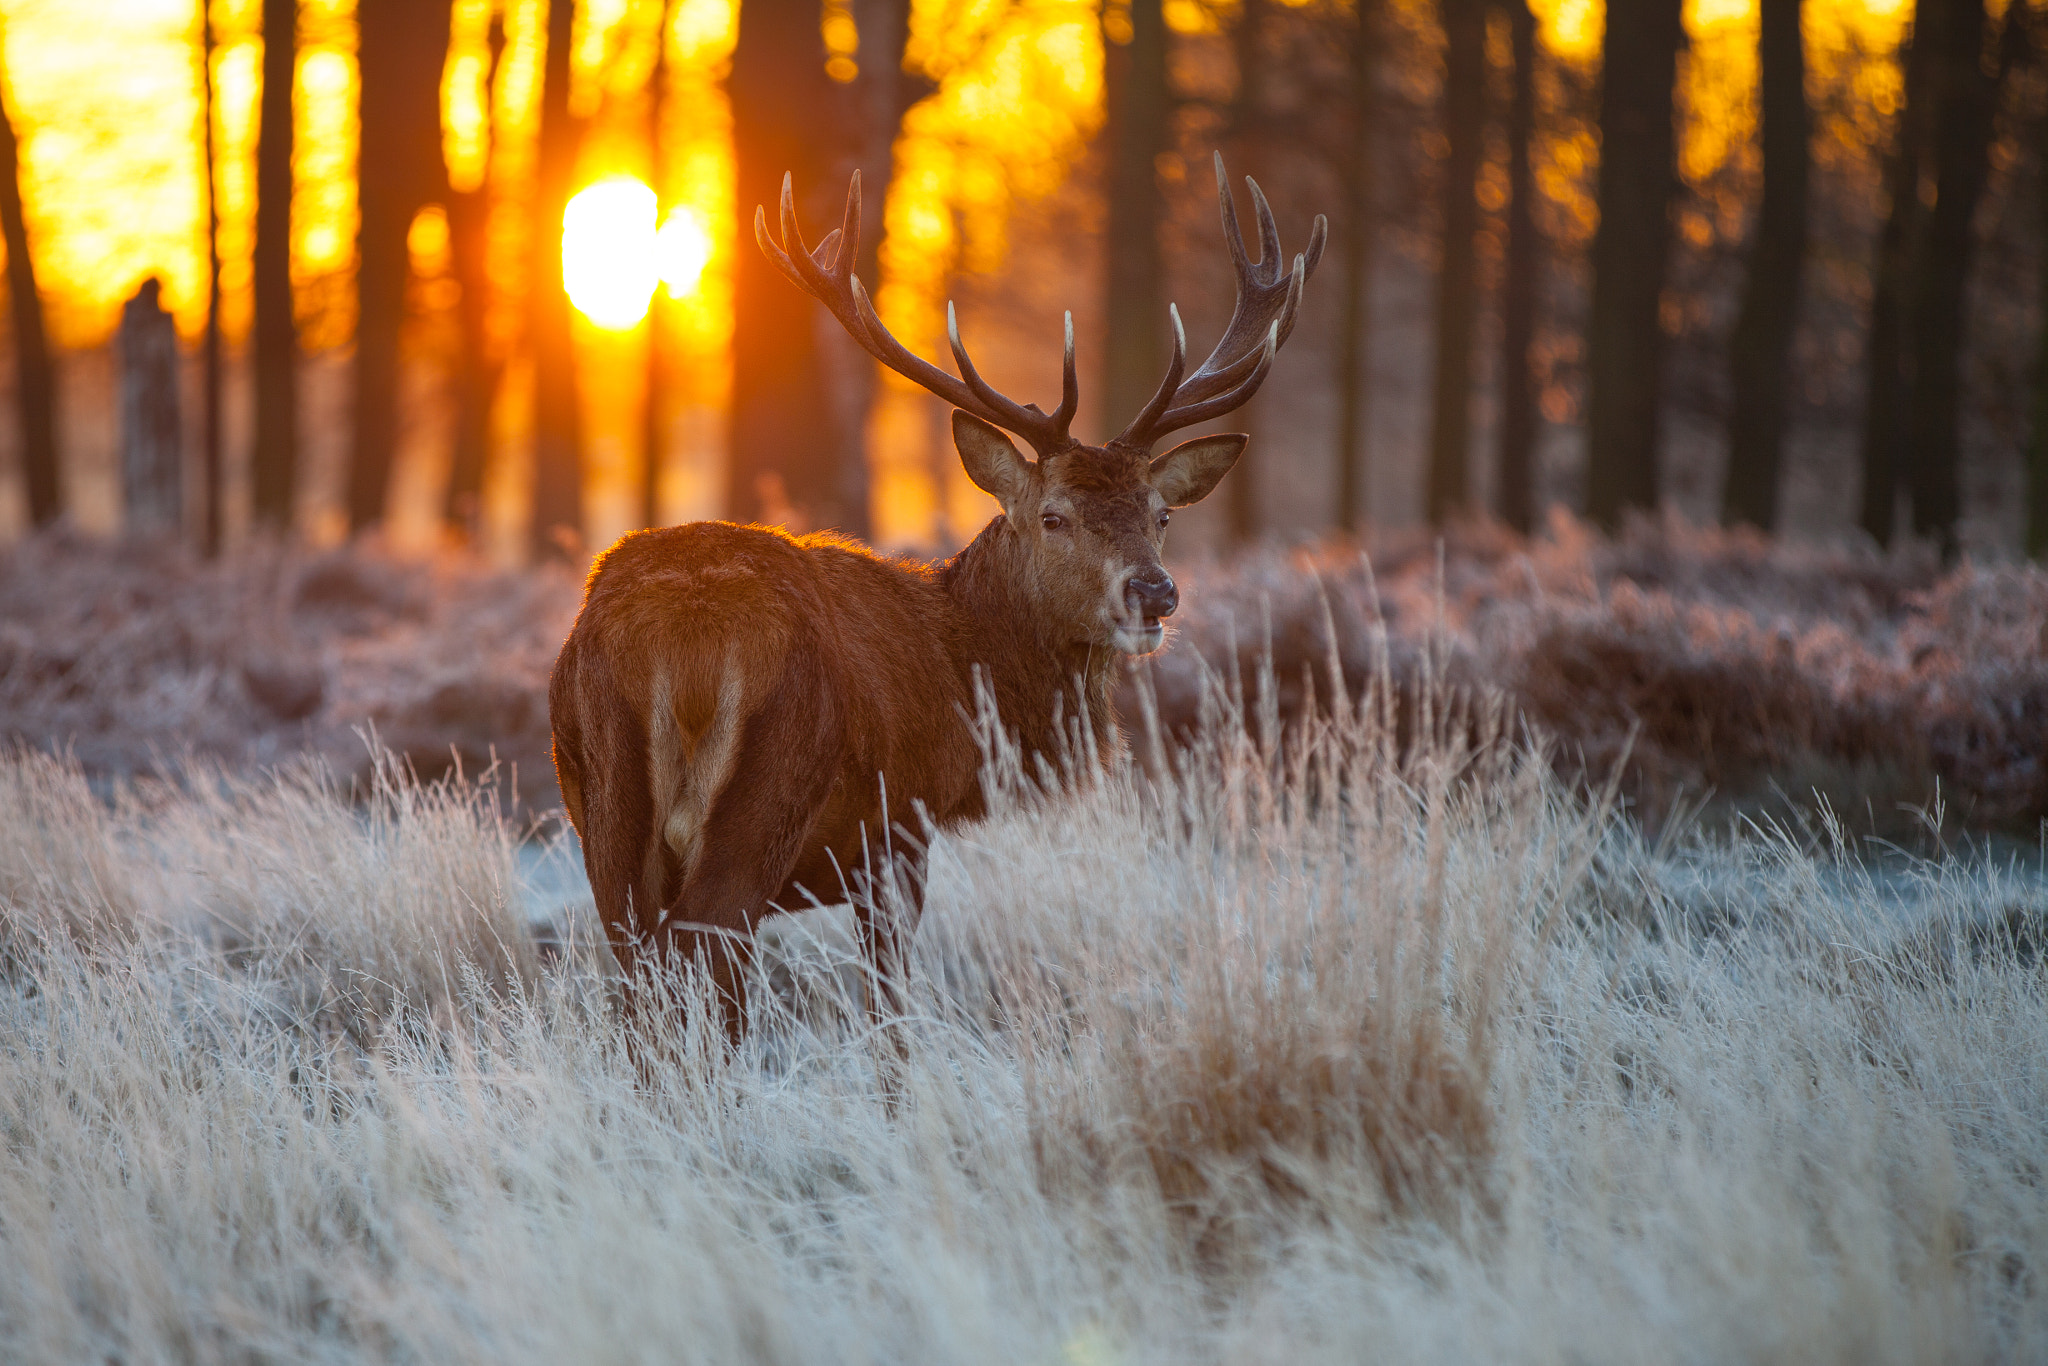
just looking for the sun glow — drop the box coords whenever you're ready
[656,207,712,299]
[562,176,657,330]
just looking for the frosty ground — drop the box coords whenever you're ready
[0,523,2044,1361]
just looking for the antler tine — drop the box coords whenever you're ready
[1212,151,1252,281]
[758,170,1077,455]
[1245,175,1284,281]
[1157,321,1279,432]
[1112,306,1189,448]
[945,304,1018,422]
[1056,311,1078,433]
[1110,154,1324,449]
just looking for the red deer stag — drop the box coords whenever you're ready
[549,154,1325,1039]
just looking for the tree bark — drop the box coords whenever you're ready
[1582,0,1683,529]
[1858,0,1941,545]
[813,0,922,541]
[1101,0,1171,448]
[1226,0,1268,543]
[1425,0,1486,525]
[1905,0,2003,559]
[1722,0,1809,532]
[728,0,847,531]
[350,0,452,535]
[1334,0,1379,534]
[444,12,506,539]
[0,52,58,528]
[200,0,225,555]
[529,0,585,560]
[252,0,299,532]
[643,0,672,530]
[2030,92,2048,560]
[1495,0,1539,534]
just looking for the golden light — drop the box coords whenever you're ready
[562,176,658,329]
[656,207,713,299]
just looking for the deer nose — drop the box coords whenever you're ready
[1125,571,1178,619]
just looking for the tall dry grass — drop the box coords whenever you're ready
[0,668,2043,1362]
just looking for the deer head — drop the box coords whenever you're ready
[757,155,1327,654]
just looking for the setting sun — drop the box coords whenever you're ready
[656,207,713,300]
[562,177,658,330]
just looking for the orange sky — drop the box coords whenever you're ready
[0,0,1917,347]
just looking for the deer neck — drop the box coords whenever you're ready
[943,517,1120,756]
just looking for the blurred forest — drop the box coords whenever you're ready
[0,0,2041,563]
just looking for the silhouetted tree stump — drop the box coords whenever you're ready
[119,278,183,539]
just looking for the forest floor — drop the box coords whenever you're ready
[1,519,2044,1360]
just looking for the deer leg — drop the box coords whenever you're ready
[549,645,665,974]
[653,642,843,1044]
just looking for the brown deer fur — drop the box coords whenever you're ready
[550,419,1243,1035]
[550,159,1322,1039]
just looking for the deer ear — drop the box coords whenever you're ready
[952,410,1033,511]
[1149,433,1247,507]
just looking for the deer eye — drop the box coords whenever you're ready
[1157,510,1171,528]
[1041,512,1065,532]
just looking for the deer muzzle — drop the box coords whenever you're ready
[1125,571,1178,622]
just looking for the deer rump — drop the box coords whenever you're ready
[549,520,980,1022]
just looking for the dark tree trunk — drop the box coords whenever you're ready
[444,11,506,540]
[1495,0,1539,534]
[1582,0,1683,528]
[643,0,671,531]
[2031,98,2048,560]
[200,0,225,555]
[1906,0,2004,558]
[1857,0,1940,546]
[1425,0,1486,525]
[530,0,585,559]
[850,0,917,290]
[0,54,58,528]
[120,281,184,537]
[252,0,299,532]
[1722,0,1809,532]
[728,0,846,531]
[1334,0,1379,534]
[1101,0,1171,447]
[1226,0,1267,543]
[350,0,452,535]
[811,0,921,541]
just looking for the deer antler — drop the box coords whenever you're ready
[1113,153,1328,451]
[755,172,1079,458]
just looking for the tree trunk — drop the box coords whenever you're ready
[1583,0,1683,529]
[529,0,585,559]
[1425,0,1486,525]
[1334,0,1379,535]
[0,52,58,529]
[1858,0,1941,545]
[252,0,299,532]
[2030,95,2048,560]
[728,0,847,531]
[643,0,672,531]
[200,0,225,555]
[350,0,452,535]
[1722,0,1809,532]
[1495,0,1539,534]
[444,11,506,540]
[1226,0,1268,543]
[120,281,184,537]
[1101,0,1171,448]
[813,0,922,542]
[1905,0,2004,559]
